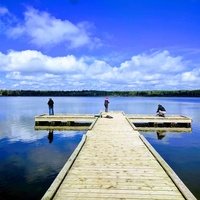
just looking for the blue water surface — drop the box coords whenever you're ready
[0,96,200,199]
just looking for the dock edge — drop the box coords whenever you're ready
[41,134,87,200]
[140,135,197,200]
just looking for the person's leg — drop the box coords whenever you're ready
[105,106,108,112]
[159,111,166,117]
[162,111,166,117]
[49,107,53,115]
[49,107,51,115]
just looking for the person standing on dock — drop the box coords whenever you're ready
[48,98,54,115]
[156,104,166,117]
[104,97,110,112]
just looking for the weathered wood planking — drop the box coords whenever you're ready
[35,114,96,122]
[127,114,191,130]
[127,114,191,123]
[42,112,196,200]
[35,114,98,130]
[34,126,89,131]
[136,127,191,132]
[35,114,191,131]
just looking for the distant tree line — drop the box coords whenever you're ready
[0,90,200,97]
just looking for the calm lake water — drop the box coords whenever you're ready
[0,96,200,199]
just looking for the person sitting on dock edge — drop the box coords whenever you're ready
[104,97,109,112]
[48,98,54,115]
[156,104,166,117]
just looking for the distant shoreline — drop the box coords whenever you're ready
[0,90,200,97]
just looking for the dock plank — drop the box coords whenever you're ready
[42,112,196,200]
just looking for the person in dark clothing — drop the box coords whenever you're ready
[104,97,109,112]
[48,98,54,115]
[156,104,166,117]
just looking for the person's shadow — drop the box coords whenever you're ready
[48,130,54,143]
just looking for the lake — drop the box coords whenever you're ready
[0,96,200,199]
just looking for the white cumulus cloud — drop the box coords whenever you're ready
[0,50,86,73]
[0,50,199,90]
[119,50,186,73]
[7,8,100,48]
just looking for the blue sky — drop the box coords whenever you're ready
[0,0,200,90]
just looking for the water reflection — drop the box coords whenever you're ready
[0,130,84,200]
[142,130,190,142]
[48,130,54,143]
[156,131,166,140]
[0,96,200,199]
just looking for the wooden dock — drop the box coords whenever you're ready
[128,114,191,128]
[35,113,192,131]
[35,114,97,130]
[41,112,196,200]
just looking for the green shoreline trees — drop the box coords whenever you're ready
[0,90,200,97]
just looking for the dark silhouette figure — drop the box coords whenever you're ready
[105,115,113,119]
[104,97,109,112]
[48,98,54,115]
[156,131,166,140]
[156,104,166,117]
[48,130,54,143]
